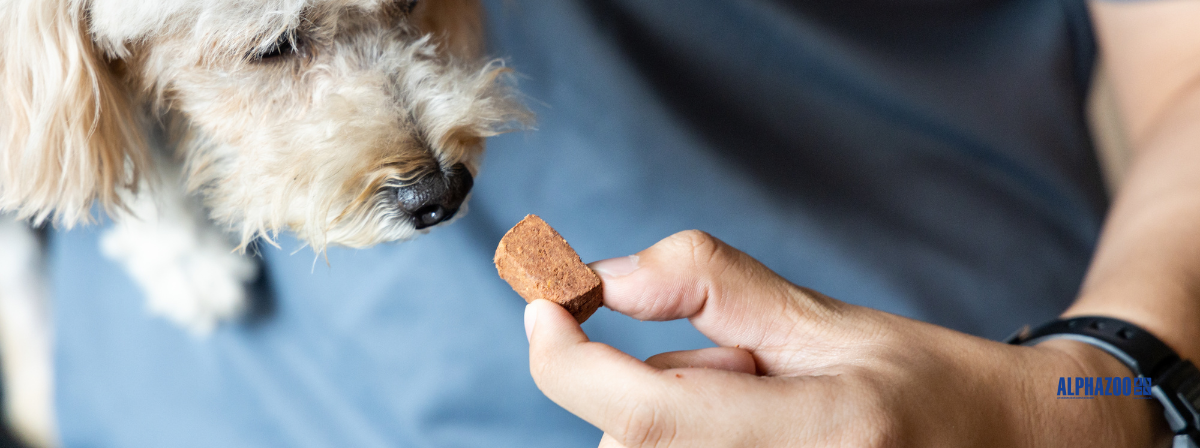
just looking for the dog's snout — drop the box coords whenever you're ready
[396,164,473,229]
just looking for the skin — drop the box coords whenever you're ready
[524,1,1200,446]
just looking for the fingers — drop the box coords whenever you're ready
[643,347,757,374]
[525,299,672,432]
[527,299,770,446]
[527,298,836,447]
[589,230,845,350]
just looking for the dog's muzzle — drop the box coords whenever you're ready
[395,164,473,229]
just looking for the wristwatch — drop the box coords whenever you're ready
[1007,316,1200,448]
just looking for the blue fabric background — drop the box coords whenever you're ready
[49,0,1108,446]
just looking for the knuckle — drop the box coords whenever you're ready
[527,358,549,387]
[611,400,678,448]
[668,229,727,268]
[674,229,719,254]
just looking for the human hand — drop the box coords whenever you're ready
[524,231,1169,447]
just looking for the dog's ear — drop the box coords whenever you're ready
[414,0,484,60]
[0,0,148,226]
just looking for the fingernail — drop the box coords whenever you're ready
[589,255,640,278]
[524,302,537,341]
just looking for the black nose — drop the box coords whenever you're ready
[395,164,473,230]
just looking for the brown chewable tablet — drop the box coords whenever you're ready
[494,215,603,323]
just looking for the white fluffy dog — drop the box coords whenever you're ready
[0,0,526,445]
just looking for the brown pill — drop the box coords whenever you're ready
[494,215,603,323]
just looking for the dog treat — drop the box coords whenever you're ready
[494,215,603,323]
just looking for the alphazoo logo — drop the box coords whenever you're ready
[1057,376,1153,399]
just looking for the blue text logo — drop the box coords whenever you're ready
[1057,377,1152,399]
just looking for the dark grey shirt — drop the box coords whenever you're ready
[49,1,1107,446]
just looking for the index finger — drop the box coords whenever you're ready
[588,230,845,351]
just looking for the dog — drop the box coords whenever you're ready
[0,0,528,445]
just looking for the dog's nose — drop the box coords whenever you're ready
[396,164,473,230]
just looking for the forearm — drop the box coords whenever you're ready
[1064,89,1200,362]
[1025,115,1200,446]
[1065,0,1200,363]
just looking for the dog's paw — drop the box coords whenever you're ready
[0,218,58,447]
[101,206,258,336]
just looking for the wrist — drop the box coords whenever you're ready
[1063,297,1200,363]
[1024,339,1172,447]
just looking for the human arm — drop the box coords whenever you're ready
[526,230,1167,447]
[1066,0,1200,366]
[522,1,1200,446]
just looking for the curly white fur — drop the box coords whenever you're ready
[0,1,527,445]
[3,0,526,249]
[100,177,260,335]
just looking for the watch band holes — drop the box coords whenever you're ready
[1118,328,1136,340]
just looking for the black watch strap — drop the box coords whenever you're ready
[1007,316,1200,448]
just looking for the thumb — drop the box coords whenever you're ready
[589,230,846,353]
[524,299,669,432]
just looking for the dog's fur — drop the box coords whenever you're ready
[2,0,523,246]
[0,0,527,445]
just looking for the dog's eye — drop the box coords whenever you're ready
[401,0,418,14]
[255,34,297,61]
